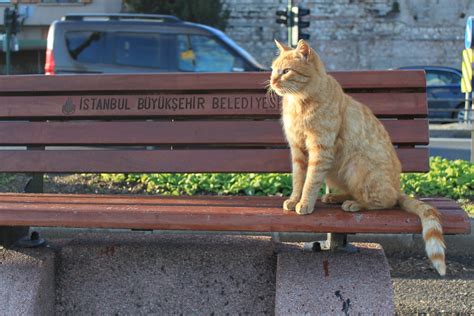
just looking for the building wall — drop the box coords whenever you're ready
[0,0,122,26]
[0,0,122,74]
[222,0,472,70]
[1,0,123,41]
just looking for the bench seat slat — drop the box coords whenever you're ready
[0,194,468,234]
[0,71,426,93]
[0,148,428,173]
[0,119,429,146]
[0,193,462,209]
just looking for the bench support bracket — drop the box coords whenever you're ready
[0,171,44,248]
[0,226,30,248]
[304,233,358,253]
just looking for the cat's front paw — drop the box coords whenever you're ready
[321,193,339,204]
[342,200,362,212]
[295,202,314,215]
[283,199,298,211]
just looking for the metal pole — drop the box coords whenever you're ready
[4,10,11,75]
[471,129,473,162]
[5,30,10,75]
[464,92,469,122]
[471,92,474,124]
[287,0,292,47]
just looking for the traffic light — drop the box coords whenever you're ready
[4,8,20,35]
[276,9,290,26]
[276,6,311,47]
[296,7,311,40]
[11,10,20,35]
[4,8,13,26]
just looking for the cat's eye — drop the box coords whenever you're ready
[277,68,291,75]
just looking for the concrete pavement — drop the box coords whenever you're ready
[429,137,472,160]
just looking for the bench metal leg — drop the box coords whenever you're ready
[16,231,46,248]
[0,172,45,248]
[24,173,44,194]
[0,226,30,248]
[304,233,358,253]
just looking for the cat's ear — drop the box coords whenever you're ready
[296,39,311,61]
[274,39,290,53]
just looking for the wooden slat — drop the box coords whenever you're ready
[0,148,428,173]
[0,71,425,93]
[334,70,426,90]
[0,92,426,118]
[0,119,428,146]
[0,194,467,234]
[0,194,460,209]
[350,92,426,117]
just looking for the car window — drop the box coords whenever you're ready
[178,34,238,72]
[177,34,194,71]
[65,31,106,64]
[115,33,176,69]
[426,70,460,86]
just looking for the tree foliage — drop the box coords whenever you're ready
[123,0,230,30]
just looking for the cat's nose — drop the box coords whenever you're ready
[271,78,278,85]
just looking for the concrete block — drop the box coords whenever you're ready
[275,243,394,315]
[0,247,56,316]
[55,234,276,315]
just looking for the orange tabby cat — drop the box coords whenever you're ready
[270,39,446,276]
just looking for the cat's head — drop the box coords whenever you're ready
[270,39,325,97]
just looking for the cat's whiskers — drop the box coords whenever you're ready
[266,86,279,105]
[262,79,271,89]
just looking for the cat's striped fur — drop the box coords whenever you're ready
[270,39,446,276]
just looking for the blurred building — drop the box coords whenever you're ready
[223,0,472,71]
[0,0,122,74]
[1,0,472,74]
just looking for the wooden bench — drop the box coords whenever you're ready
[0,70,469,240]
[0,70,470,313]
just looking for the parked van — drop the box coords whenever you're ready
[45,14,265,74]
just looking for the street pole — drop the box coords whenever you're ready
[471,130,474,163]
[464,93,469,122]
[5,25,10,75]
[4,8,11,75]
[287,0,293,47]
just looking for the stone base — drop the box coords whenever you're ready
[275,243,394,315]
[0,233,396,315]
[55,234,276,315]
[0,247,55,316]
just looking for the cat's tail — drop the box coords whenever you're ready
[398,194,446,276]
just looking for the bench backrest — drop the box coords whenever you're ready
[0,70,428,173]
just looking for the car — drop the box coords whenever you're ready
[45,13,265,75]
[398,66,472,123]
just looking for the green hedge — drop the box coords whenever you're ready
[100,157,473,200]
[401,157,473,200]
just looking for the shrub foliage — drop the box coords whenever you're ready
[101,157,473,200]
[123,0,230,30]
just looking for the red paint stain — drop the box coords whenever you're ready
[100,245,116,256]
[323,259,329,276]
